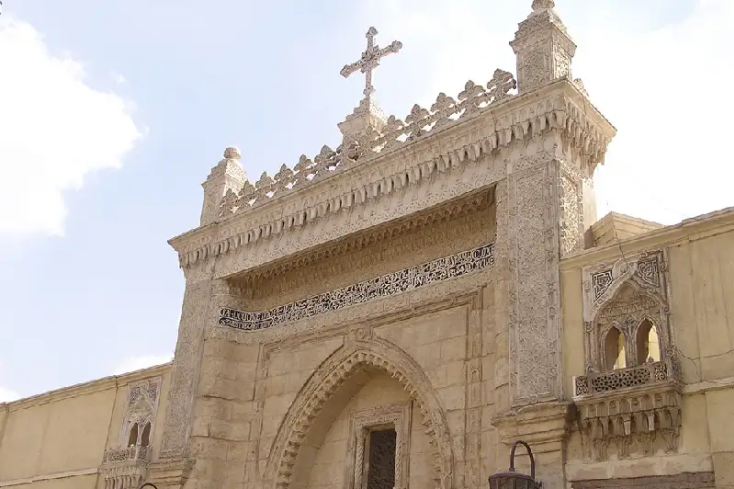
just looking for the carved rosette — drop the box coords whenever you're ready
[575,250,682,461]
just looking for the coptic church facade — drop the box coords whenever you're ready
[2,2,734,489]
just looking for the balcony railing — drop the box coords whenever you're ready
[574,358,680,397]
[102,445,150,464]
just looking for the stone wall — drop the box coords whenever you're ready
[178,198,499,489]
[0,364,171,489]
[561,208,734,489]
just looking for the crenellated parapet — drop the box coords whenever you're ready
[170,78,614,277]
[216,68,518,221]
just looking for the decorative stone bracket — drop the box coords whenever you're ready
[100,445,151,489]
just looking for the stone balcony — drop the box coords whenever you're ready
[574,358,679,396]
[100,445,151,489]
[573,358,682,461]
[102,445,151,464]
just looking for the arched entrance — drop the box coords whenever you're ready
[265,336,455,489]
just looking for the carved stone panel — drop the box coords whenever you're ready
[507,153,562,405]
[119,376,162,447]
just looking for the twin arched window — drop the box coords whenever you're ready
[127,421,152,447]
[603,319,661,371]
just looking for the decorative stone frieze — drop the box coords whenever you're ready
[218,242,494,331]
[575,250,682,461]
[170,81,613,278]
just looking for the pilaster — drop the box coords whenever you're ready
[506,146,566,407]
[492,402,575,489]
[157,267,244,462]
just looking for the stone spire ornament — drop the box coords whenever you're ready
[338,27,403,148]
[510,0,576,94]
[531,0,555,12]
[200,147,246,226]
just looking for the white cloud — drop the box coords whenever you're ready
[0,386,20,403]
[112,355,173,376]
[0,17,142,237]
[364,0,734,225]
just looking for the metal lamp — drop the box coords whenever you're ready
[488,441,542,489]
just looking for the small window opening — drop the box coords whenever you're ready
[365,428,397,489]
[604,327,626,370]
[141,422,152,447]
[636,319,661,365]
[128,423,139,447]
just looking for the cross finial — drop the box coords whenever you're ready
[340,27,402,106]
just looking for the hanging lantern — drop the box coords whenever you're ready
[140,484,158,489]
[488,441,541,489]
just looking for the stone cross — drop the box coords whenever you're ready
[340,27,402,104]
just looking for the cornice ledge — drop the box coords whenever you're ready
[145,457,195,486]
[6,362,171,411]
[491,400,575,449]
[560,206,734,269]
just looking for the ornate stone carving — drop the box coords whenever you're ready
[507,153,563,405]
[219,243,494,331]
[266,338,454,489]
[559,171,583,256]
[172,85,614,277]
[575,250,681,461]
[101,378,161,489]
[345,404,412,489]
[511,1,576,94]
[212,68,517,219]
[119,377,162,446]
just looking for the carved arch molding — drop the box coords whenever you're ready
[265,335,455,489]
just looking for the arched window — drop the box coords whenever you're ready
[128,422,139,447]
[141,422,152,447]
[604,327,626,370]
[636,319,660,365]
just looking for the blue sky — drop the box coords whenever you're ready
[0,0,732,401]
